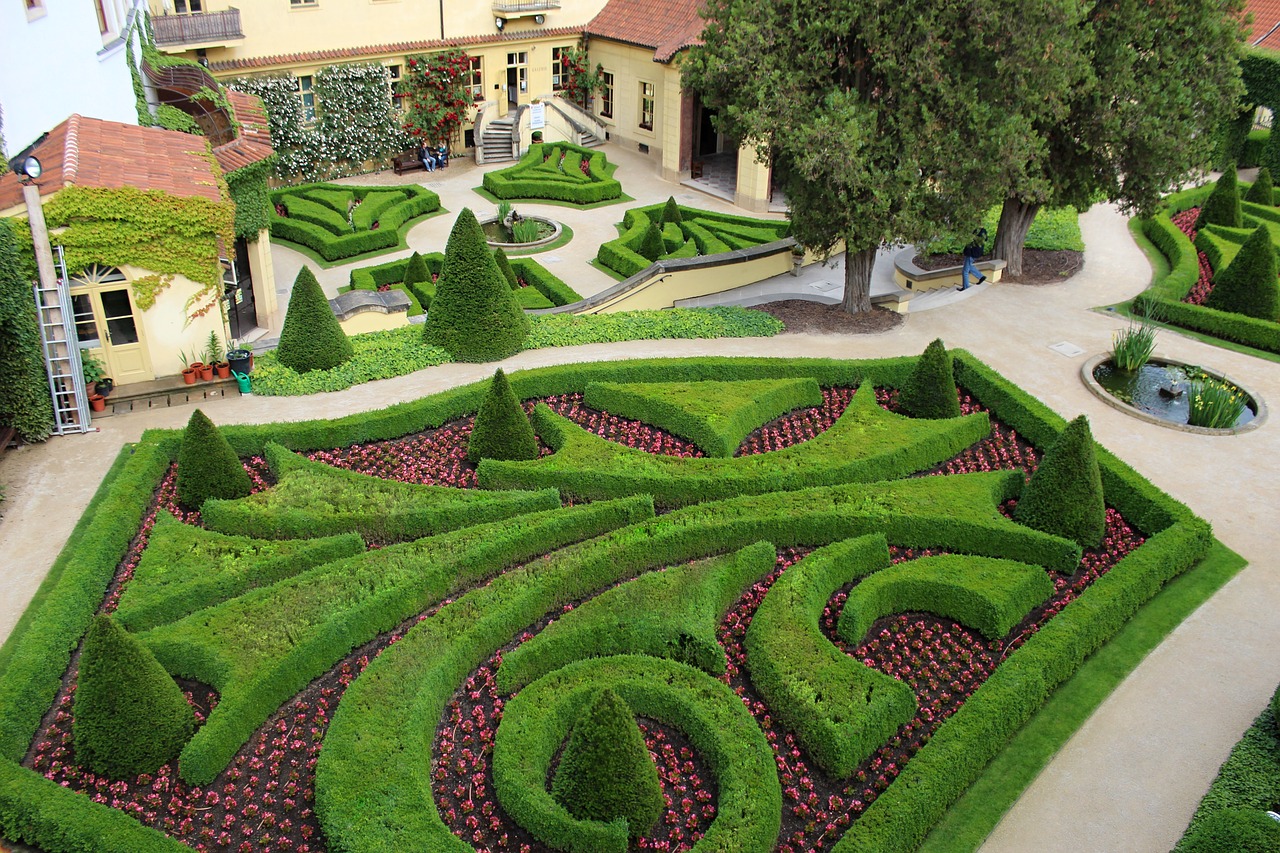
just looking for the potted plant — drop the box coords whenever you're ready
[203,332,230,379]
[226,342,253,375]
[80,351,113,397]
[179,350,198,385]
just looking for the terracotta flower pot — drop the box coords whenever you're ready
[181,367,198,385]
[198,364,214,382]
[215,362,231,379]
[88,394,106,413]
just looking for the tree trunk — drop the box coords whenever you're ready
[993,198,1040,280]
[840,245,876,314]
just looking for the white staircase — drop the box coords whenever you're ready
[482,117,516,163]
[578,129,602,148]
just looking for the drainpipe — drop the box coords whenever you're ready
[438,0,444,39]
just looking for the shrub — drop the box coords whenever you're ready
[467,369,538,464]
[1015,414,1106,547]
[637,221,664,262]
[1205,226,1279,321]
[424,209,529,362]
[551,688,664,837]
[72,615,195,778]
[493,247,519,290]
[1180,808,1280,853]
[481,142,623,204]
[661,196,683,225]
[1244,167,1274,206]
[402,251,432,311]
[1196,165,1243,230]
[1187,376,1248,429]
[899,339,962,419]
[175,408,252,510]
[0,219,54,442]
[276,266,354,373]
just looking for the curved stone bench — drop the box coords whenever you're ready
[329,288,412,335]
[893,246,1007,292]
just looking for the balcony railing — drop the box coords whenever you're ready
[152,8,243,48]
[492,0,561,12]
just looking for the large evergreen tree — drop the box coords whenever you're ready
[276,266,353,373]
[0,219,54,441]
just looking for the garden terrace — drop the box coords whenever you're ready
[346,252,581,315]
[269,183,441,262]
[482,142,623,205]
[0,353,1209,853]
[597,202,793,278]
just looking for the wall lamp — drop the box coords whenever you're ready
[495,16,505,29]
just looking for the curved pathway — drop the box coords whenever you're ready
[1,169,1278,852]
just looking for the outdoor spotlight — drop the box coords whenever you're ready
[21,155,42,181]
[534,13,545,24]
[495,16,504,29]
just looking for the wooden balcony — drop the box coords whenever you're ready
[152,8,244,48]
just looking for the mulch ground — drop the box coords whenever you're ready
[912,248,1085,286]
[750,300,906,335]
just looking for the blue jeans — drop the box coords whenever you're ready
[422,155,436,172]
[961,256,981,288]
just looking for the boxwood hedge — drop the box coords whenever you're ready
[482,142,622,205]
[270,183,441,262]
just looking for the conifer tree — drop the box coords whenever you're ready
[898,339,961,419]
[467,368,538,463]
[638,221,665,262]
[493,247,519,290]
[1245,166,1274,206]
[551,688,664,837]
[1205,226,1280,321]
[276,266,353,373]
[402,250,433,311]
[1196,165,1244,230]
[661,196,683,225]
[73,615,195,778]
[424,209,529,362]
[1015,414,1106,547]
[176,408,253,510]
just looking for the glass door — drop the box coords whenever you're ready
[96,287,154,383]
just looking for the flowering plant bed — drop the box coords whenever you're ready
[0,354,1209,853]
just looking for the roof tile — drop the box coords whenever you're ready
[586,0,705,62]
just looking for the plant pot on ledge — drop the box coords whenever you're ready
[215,361,231,380]
[88,394,106,413]
[94,377,114,397]
[181,367,198,385]
[226,349,253,375]
[198,363,215,382]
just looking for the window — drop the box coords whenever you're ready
[93,0,107,31]
[599,71,614,119]
[551,46,569,91]
[174,0,203,12]
[388,64,405,114]
[639,81,655,131]
[24,0,45,21]
[297,75,317,125]
[466,56,482,100]
[290,0,318,7]
[507,51,528,94]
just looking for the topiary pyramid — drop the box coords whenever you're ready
[1195,164,1243,229]
[661,196,683,225]
[1245,166,1274,206]
[551,688,664,837]
[1205,225,1279,321]
[176,408,253,510]
[493,247,519,290]
[276,265,353,373]
[72,615,195,778]
[899,338,962,419]
[1014,414,1106,548]
[638,221,665,262]
[467,368,538,464]
[424,208,529,362]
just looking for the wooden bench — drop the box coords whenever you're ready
[892,247,1007,292]
[392,151,426,176]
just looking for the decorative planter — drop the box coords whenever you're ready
[181,368,198,385]
[215,362,231,380]
[198,364,215,382]
[88,394,106,413]
[227,349,253,375]
[94,378,114,398]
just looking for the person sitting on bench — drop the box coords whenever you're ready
[435,143,448,169]
[420,143,437,172]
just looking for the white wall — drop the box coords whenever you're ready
[0,0,146,158]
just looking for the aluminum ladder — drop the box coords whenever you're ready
[33,246,92,434]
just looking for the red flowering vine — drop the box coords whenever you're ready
[401,48,473,147]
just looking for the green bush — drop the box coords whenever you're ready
[0,219,54,442]
[72,615,195,778]
[467,368,538,464]
[351,190,405,231]
[661,196,683,224]
[1244,167,1274,206]
[1180,808,1280,853]
[402,250,433,312]
[493,247,519,289]
[424,209,529,362]
[1242,128,1274,170]
[899,338,963,419]
[596,203,792,277]
[1014,414,1106,548]
[510,258,581,306]
[269,183,440,262]
[175,408,252,510]
[276,266,354,373]
[1196,165,1244,230]
[551,688,664,837]
[1205,226,1279,321]
[482,142,623,204]
[637,221,664,262]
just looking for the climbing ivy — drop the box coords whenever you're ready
[1221,49,1280,172]
[0,219,55,442]
[402,49,473,148]
[225,158,275,241]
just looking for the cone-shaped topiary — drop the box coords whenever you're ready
[424,208,529,362]
[1205,225,1280,321]
[551,688,664,837]
[661,196,683,225]
[402,250,433,311]
[467,368,538,463]
[898,339,962,419]
[1245,166,1274,206]
[72,615,195,778]
[176,408,253,510]
[276,266,353,373]
[1195,164,1243,229]
[493,247,519,290]
[1015,414,1106,548]
[638,221,665,262]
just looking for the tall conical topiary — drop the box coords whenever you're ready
[661,196,683,225]
[551,688,664,837]
[493,247,519,290]
[276,265,353,373]
[425,208,529,362]
[1205,226,1280,321]
[72,615,195,778]
[1015,414,1106,547]
[1195,164,1243,229]
[898,339,961,419]
[176,408,253,510]
[1245,166,1274,206]
[638,221,665,262]
[402,250,433,311]
[467,368,538,463]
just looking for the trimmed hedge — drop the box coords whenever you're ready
[482,142,623,205]
[348,252,581,316]
[582,377,823,457]
[1014,414,1107,548]
[467,368,538,464]
[745,534,917,777]
[479,385,992,508]
[270,183,440,262]
[1195,165,1243,230]
[175,408,252,510]
[1245,167,1274,205]
[1205,225,1280,321]
[275,266,354,374]
[900,338,962,420]
[837,555,1055,643]
[596,203,792,278]
[496,542,777,693]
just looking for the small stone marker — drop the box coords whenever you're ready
[1048,341,1085,358]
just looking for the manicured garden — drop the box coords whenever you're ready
[0,344,1215,853]
[269,183,443,263]
[481,142,623,205]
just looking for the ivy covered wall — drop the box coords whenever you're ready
[0,219,55,442]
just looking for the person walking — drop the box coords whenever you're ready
[959,228,988,291]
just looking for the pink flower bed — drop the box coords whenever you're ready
[1171,207,1214,305]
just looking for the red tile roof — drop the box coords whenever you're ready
[1244,0,1280,46]
[586,0,706,62]
[208,25,587,73]
[212,90,275,174]
[0,115,224,213]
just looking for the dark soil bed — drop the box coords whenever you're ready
[912,249,1084,285]
[750,300,905,335]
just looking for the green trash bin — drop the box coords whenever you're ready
[232,370,251,394]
